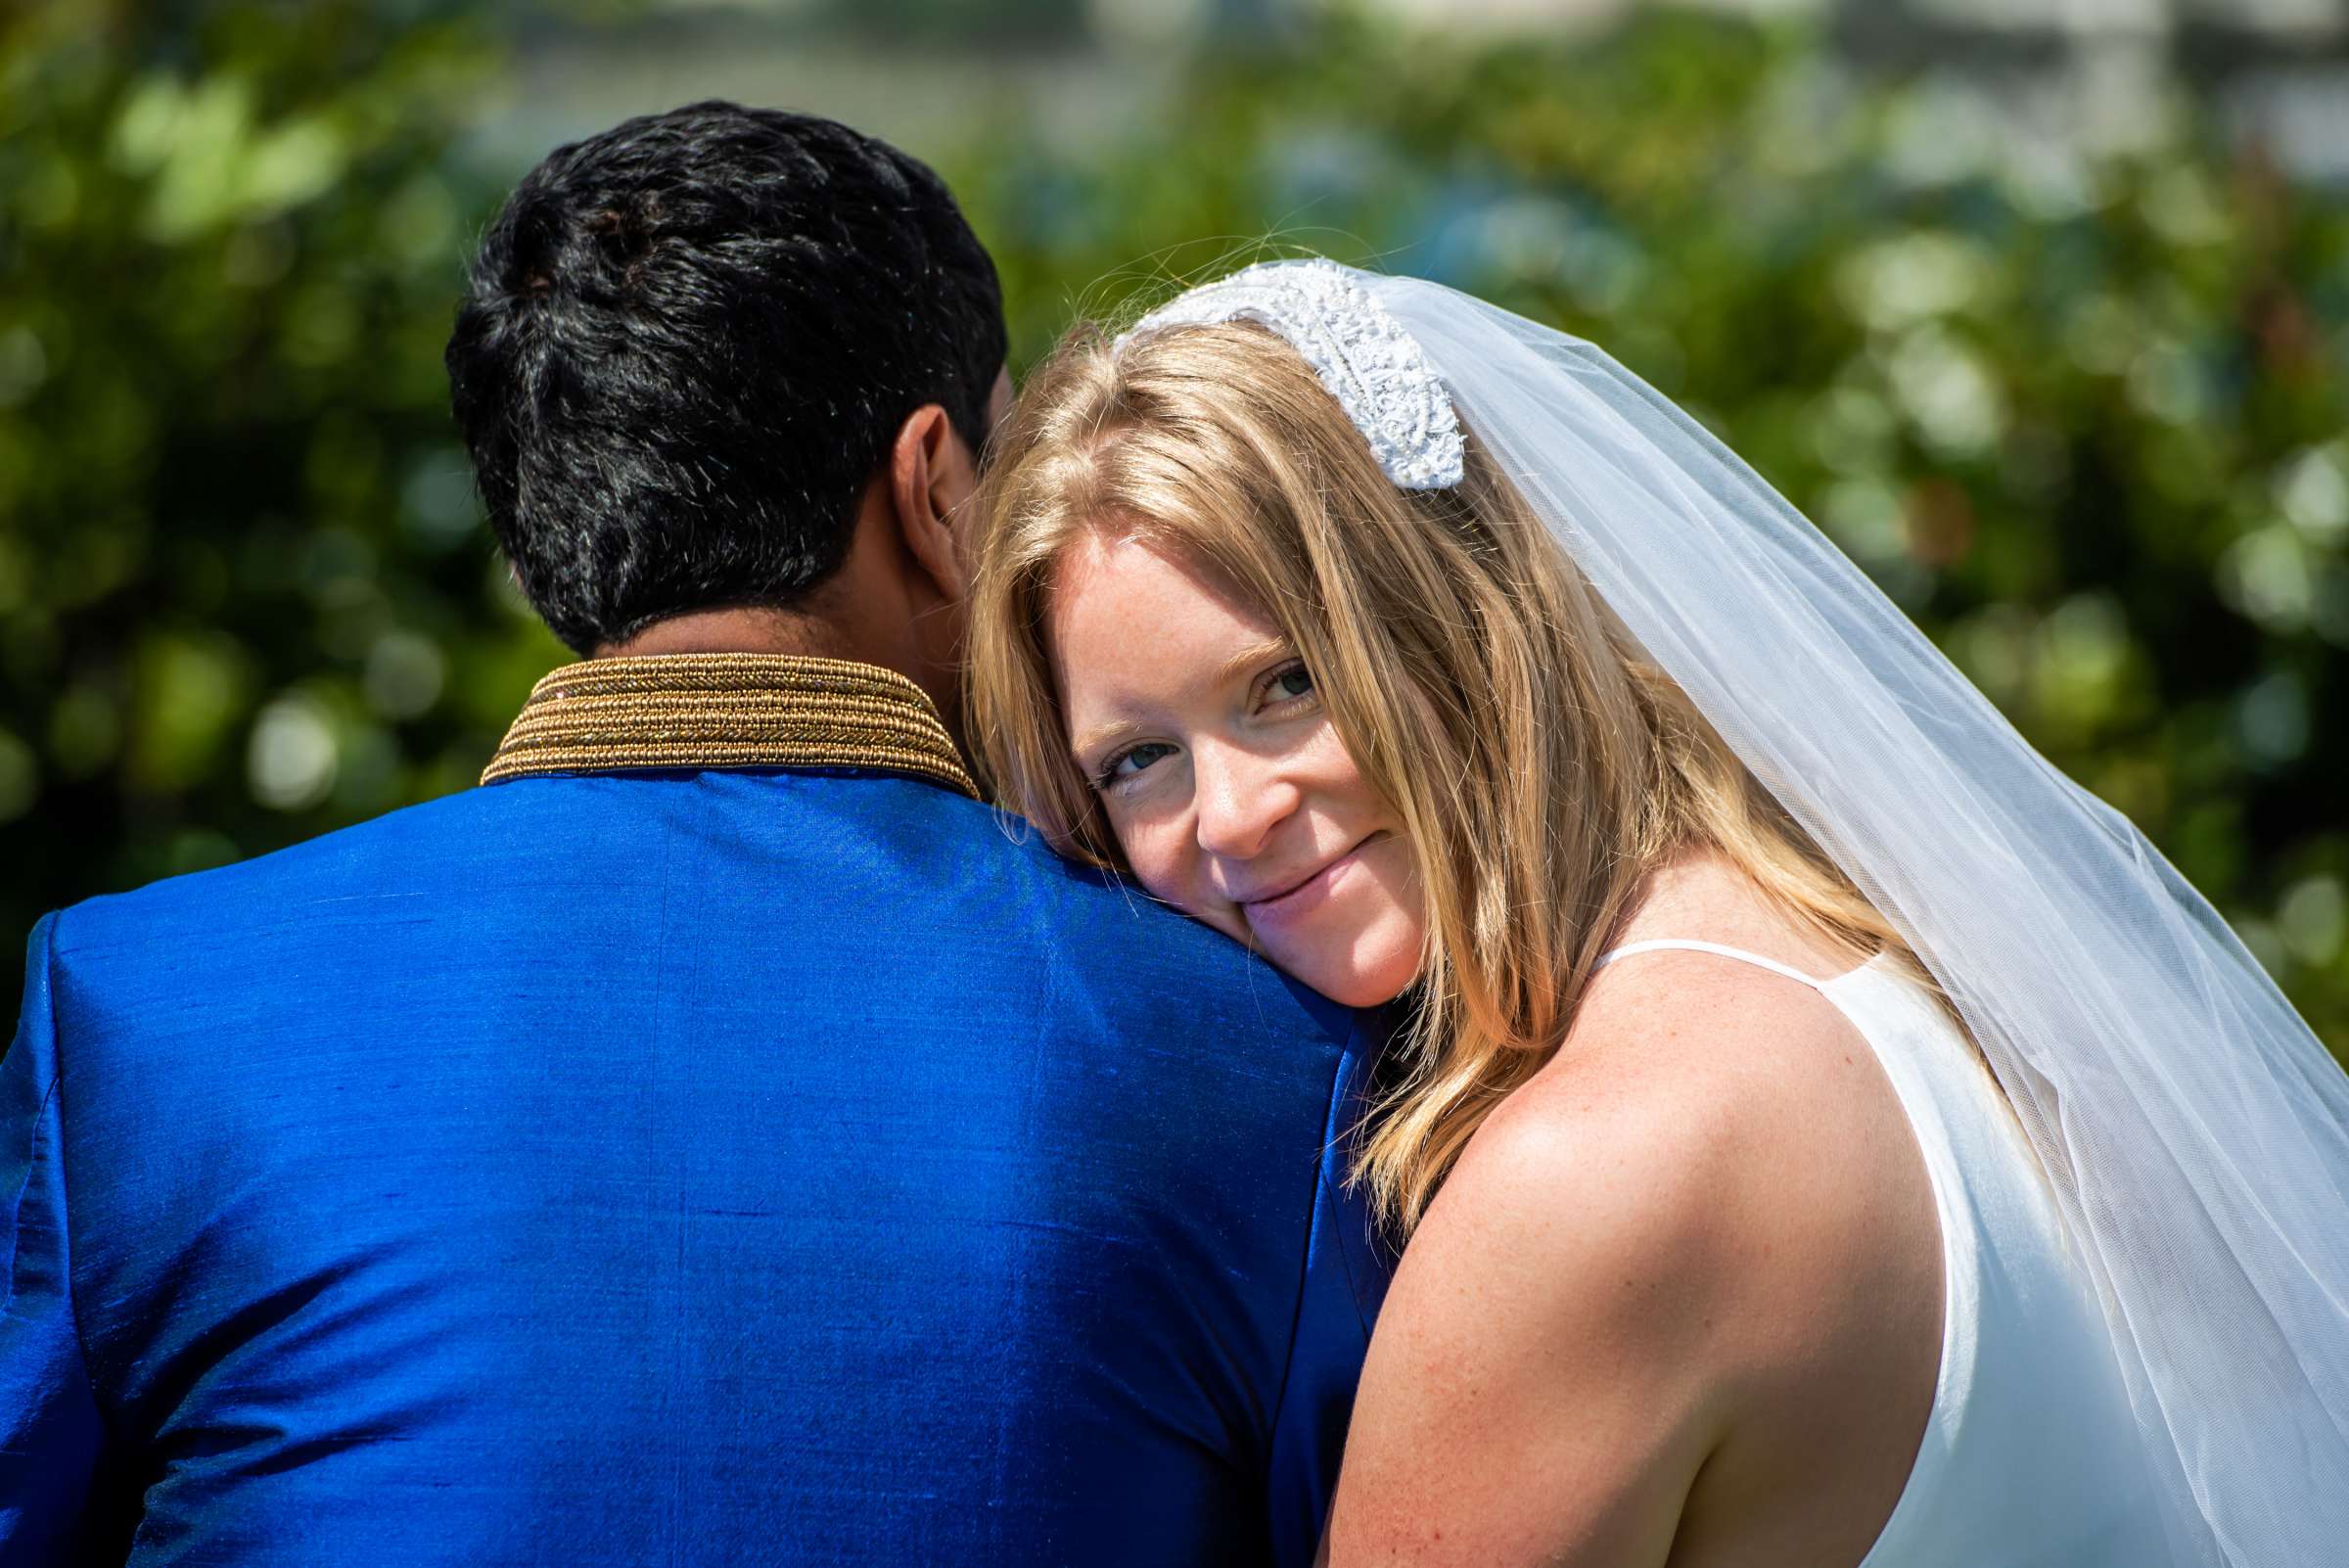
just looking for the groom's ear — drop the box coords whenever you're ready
[887,402,978,606]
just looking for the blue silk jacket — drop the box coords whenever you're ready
[0,656,1389,1565]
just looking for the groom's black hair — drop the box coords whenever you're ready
[445,101,1006,654]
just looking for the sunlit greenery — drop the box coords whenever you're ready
[0,2,561,946]
[5,2,2343,1053]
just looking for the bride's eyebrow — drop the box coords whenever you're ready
[1208,635,1297,694]
[1067,718,1140,771]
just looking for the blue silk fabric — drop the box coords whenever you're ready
[1,768,1389,1565]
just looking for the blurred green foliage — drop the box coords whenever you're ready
[4,3,2344,1053]
[0,1,566,969]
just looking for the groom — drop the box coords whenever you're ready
[0,103,1383,1564]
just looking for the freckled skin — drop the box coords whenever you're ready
[1323,855,1945,1568]
[1048,532,1426,1008]
[1049,532,1944,1568]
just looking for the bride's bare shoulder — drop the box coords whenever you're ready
[1440,932,1901,1297]
[1398,872,1940,1425]
[1336,909,1938,1561]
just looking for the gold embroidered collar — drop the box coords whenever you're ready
[482,653,977,798]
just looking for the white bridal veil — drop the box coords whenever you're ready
[1138,260,2349,1567]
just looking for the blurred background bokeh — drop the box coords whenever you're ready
[4,0,2344,1055]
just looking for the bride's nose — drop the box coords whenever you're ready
[1190,738,1300,864]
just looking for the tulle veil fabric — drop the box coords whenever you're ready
[1333,265,2347,1567]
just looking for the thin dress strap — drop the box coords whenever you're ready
[1591,938,1827,992]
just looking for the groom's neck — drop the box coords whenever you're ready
[595,607,855,663]
[584,496,967,748]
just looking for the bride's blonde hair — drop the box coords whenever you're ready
[967,317,1930,1236]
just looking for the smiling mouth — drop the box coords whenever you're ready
[1239,833,1382,917]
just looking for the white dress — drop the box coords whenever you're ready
[1594,941,2169,1568]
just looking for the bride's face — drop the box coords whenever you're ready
[1048,530,1425,1007]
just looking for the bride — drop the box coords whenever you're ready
[964,258,2349,1566]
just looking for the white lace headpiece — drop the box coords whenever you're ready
[1115,258,1466,490]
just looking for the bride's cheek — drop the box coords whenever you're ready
[1375,845,1431,971]
[1117,826,1186,907]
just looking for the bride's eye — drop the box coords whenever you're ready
[1097,741,1177,790]
[1263,661,1316,706]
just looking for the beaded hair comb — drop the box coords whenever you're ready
[1115,257,1466,492]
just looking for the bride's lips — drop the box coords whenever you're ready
[1238,835,1381,927]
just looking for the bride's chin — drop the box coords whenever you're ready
[1251,876,1427,1005]
[1312,972,1415,1009]
[1169,885,1424,1006]
[1274,923,1424,1009]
